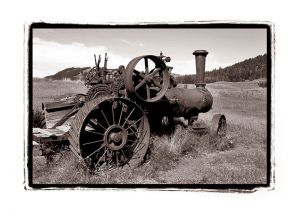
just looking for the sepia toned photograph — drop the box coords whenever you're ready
[28,23,271,189]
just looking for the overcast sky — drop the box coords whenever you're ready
[33,28,267,78]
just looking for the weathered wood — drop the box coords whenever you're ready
[33,128,65,136]
[52,106,79,128]
[56,125,70,133]
[69,144,82,160]
[68,127,79,146]
[32,128,68,143]
[44,108,75,129]
[43,96,77,112]
[43,95,80,128]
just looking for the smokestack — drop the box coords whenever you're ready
[193,50,208,87]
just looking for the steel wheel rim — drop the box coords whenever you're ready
[217,118,226,136]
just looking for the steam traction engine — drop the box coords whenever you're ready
[32,50,226,172]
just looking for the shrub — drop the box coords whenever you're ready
[258,80,267,88]
[32,108,46,128]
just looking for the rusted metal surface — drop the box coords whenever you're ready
[165,86,213,119]
[84,53,124,86]
[86,83,112,101]
[210,114,227,137]
[193,50,208,87]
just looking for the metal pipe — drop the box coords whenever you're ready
[193,50,208,87]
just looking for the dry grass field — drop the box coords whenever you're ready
[31,79,267,185]
[32,79,87,110]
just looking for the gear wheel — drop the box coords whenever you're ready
[86,84,112,101]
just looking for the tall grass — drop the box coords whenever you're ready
[33,79,87,110]
[32,108,45,128]
[32,124,239,184]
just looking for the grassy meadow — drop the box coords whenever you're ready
[32,79,267,185]
[32,79,87,111]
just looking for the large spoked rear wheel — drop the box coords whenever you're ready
[68,97,150,172]
[124,55,170,102]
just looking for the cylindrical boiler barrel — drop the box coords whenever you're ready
[193,50,208,87]
[165,86,213,119]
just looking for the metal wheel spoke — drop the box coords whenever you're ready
[130,124,138,130]
[118,105,124,125]
[125,116,144,131]
[144,58,149,74]
[122,107,135,127]
[127,139,138,144]
[135,79,147,91]
[85,130,104,136]
[127,124,142,139]
[84,143,106,160]
[133,70,145,79]
[127,131,139,137]
[128,126,138,133]
[146,84,151,100]
[95,147,108,168]
[101,109,110,127]
[149,68,160,77]
[151,79,162,88]
[87,120,100,130]
[82,139,104,146]
[111,105,115,124]
[124,144,134,149]
[132,140,147,154]
[90,118,106,130]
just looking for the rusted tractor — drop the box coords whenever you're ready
[32,50,226,172]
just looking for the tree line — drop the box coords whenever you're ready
[175,54,267,84]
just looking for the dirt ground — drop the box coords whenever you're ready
[31,80,267,184]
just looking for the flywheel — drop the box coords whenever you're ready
[68,97,150,172]
[124,55,170,103]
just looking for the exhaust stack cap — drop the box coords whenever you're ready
[193,50,208,87]
[193,50,208,56]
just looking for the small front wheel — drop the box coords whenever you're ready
[210,114,226,137]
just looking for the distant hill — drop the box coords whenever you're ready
[44,54,267,83]
[45,67,91,80]
[45,66,182,81]
[176,54,267,84]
